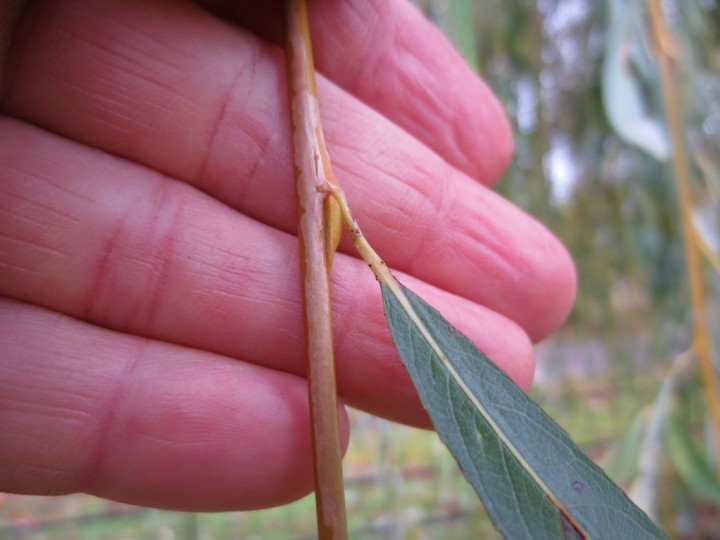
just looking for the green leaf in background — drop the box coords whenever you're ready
[665,409,720,507]
[602,0,669,161]
[692,201,720,272]
[423,0,479,71]
[600,408,648,484]
[381,281,668,539]
[626,351,681,519]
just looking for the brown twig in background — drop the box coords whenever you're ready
[647,0,720,469]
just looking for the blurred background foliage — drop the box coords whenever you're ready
[424,0,719,333]
[418,0,720,537]
[2,1,719,539]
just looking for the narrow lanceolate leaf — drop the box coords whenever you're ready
[381,283,668,540]
[325,183,667,539]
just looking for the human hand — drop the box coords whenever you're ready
[0,0,575,511]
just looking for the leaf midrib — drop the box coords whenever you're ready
[385,282,586,537]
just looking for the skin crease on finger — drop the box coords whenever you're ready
[1,0,576,340]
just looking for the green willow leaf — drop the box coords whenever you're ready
[381,282,668,540]
[602,0,669,161]
[665,410,720,507]
[600,408,647,484]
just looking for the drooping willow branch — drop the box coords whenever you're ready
[283,1,347,539]
[647,0,720,469]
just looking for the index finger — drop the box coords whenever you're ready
[199,0,513,183]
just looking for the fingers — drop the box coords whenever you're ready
[3,0,512,183]
[307,0,515,181]
[0,117,535,426]
[1,0,575,339]
[197,0,514,181]
[0,298,344,510]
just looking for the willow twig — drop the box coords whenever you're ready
[647,0,720,468]
[283,1,347,538]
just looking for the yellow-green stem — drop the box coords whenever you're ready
[647,0,720,468]
[283,1,347,538]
